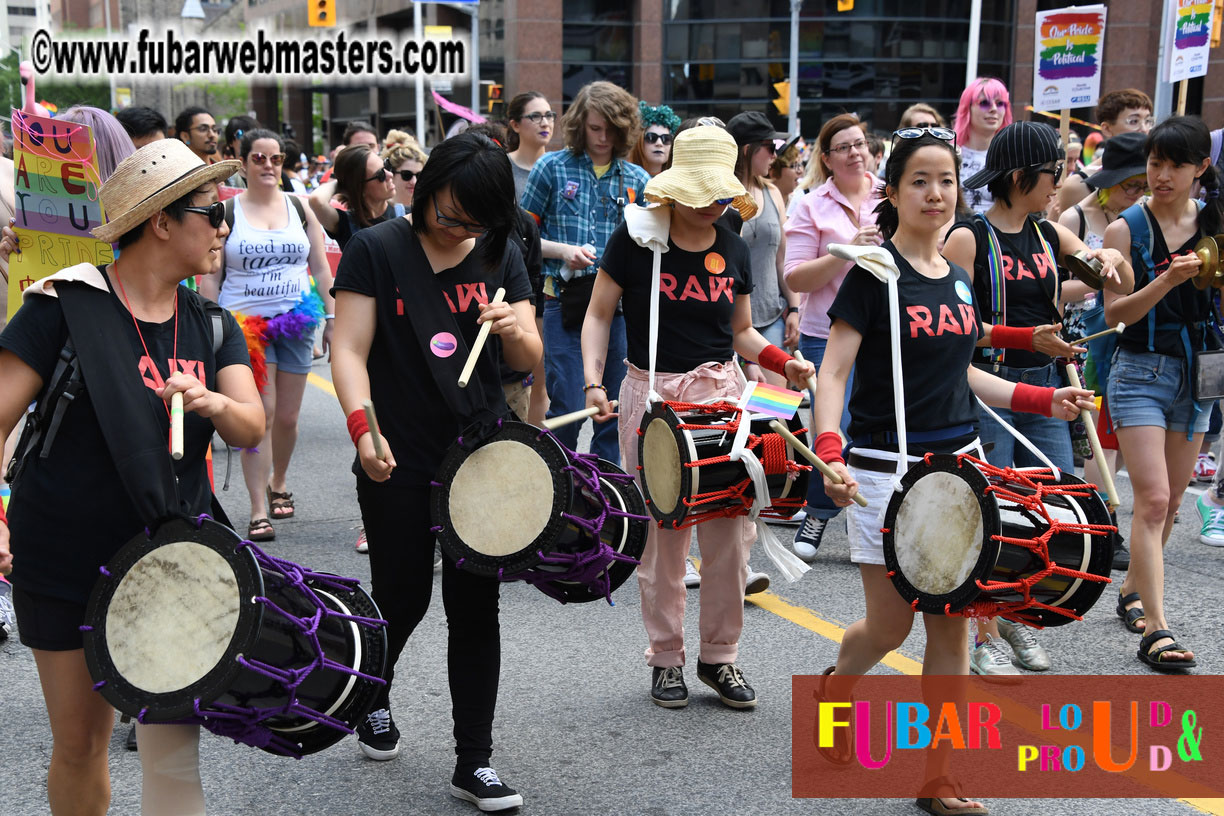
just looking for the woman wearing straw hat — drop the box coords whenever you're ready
[581,126,814,709]
[0,139,263,815]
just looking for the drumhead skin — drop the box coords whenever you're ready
[83,516,265,721]
[642,414,686,517]
[433,421,573,576]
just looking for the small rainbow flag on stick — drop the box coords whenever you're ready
[744,381,803,420]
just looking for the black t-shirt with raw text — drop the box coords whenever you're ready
[829,241,982,443]
[601,221,753,373]
[0,282,251,603]
[332,218,532,487]
[949,214,1065,369]
[1118,205,1210,358]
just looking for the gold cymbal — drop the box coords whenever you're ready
[1193,235,1219,290]
[1064,250,1104,290]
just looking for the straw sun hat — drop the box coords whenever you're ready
[643,127,757,220]
[92,139,240,243]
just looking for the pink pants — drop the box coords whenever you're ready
[619,361,755,668]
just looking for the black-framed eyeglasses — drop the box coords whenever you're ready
[433,199,488,234]
[366,167,390,183]
[183,201,225,229]
[644,132,673,146]
[826,139,868,156]
[519,111,557,124]
[891,126,957,152]
[1118,179,1149,196]
[1034,162,1065,178]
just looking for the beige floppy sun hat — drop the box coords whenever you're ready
[92,139,240,243]
[643,126,757,220]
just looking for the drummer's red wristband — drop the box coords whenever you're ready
[815,432,845,466]
[990,324,1035,351]
[0,501,7,525]
[1011,383,1056,417]
[757,344,794,377]
[346,409,370,446]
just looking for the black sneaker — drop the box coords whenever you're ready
[449,766,523,812]
[1111,537,1130,571]
[356,707,400,760]
[650,666,688,708]
[697,660,758,709]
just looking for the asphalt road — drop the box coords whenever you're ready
[2,357,1222,816]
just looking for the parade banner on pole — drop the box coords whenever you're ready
[1163,0,1215,82]
[1032,5,1107,112]
[7,111,111,319]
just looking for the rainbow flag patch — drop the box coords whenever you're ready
[745,382,803,420]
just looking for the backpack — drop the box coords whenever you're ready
[223,193,307,233]
[4,299,226,489]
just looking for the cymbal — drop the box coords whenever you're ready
[1064,250,1104,290]
[1193,235,1220,290]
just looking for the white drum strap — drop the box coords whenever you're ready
[647,244,662,407]
[739,448,810,581]
[974,396,1061,477]
[884,272,909,493]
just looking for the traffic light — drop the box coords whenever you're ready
[487,82,503,114]
[308,0,335,27]
[772,80,790,116]
[838,0,854,10]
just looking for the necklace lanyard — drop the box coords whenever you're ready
[113,261,179,424]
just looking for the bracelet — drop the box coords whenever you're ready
[1011,383,1056,417]
[814,432,845,466]
[990,324,1035,351]
[787,306,800,315]
[757,344,794,377]
[346,408,371,446]
[324,314,335,320]
[583,383,607,393]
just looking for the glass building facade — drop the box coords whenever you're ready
[562,0,635,103]
[663,0,1016,134]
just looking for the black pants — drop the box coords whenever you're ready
[357,478,501,767]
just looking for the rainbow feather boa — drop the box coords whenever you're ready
[234,290,325,392]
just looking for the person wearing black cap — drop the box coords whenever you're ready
[943,120,1132,677]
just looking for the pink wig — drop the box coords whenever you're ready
[953,77,1013,147]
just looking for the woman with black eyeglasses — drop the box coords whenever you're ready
[943,121,1131,677]
[506,91,554,201]
[307,144,402,251]
[199,128,335,542]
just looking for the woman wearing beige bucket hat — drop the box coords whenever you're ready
[0,138,263,815]
[580,125,814,710]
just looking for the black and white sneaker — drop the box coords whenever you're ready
[792,516,828,562]
[0,579,13,640]
[450,766,523,812]
[697,660,758,709]
[650,666,689,708]
[356,707,400,760]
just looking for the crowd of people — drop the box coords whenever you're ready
[1,71,1223,816]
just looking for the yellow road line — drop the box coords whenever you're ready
[307,372,336,398]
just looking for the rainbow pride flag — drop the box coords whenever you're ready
[745,382,803,420]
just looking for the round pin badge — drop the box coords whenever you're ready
[704,252,726,275]
[955,279,973,305]
[430,332,458,358]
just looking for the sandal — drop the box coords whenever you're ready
[1115,591,1146,634]
[267,487,295,519]
[916,775,989,815]
[1138,629,1197,671]
[248,518,275,542]
[812,667,854,766]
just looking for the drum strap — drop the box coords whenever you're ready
[57,283,184,525]
[371,218,491,425]
[623,203,672,407]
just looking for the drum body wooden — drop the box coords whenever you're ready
[637,401,810,528]
[82,516,388,757]
[881,454,1114,626]
[431,420,649,604]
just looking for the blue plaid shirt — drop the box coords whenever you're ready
[520,150,650,295]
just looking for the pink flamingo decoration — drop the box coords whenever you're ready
[19,61,52,117]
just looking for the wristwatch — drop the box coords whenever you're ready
[787,306,800,315]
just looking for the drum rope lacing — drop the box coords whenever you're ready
[83,514,390,759]
[884,454,1113,625]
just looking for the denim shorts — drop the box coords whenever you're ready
[265,331,315,376]
[1107,347,1210,434]
[755,314,786,348]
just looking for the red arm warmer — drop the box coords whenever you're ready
[757,344,795,377]
[346,409,371,446]
[1011,383,1056,417]
[814,432,845,466]
[989,324,1035,351]
[0,500,6,525]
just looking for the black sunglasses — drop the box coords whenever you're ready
[1034,162,1065,178]
[384,162,417,183]
[366,167,390,183]
[183,201,225,229]
[644,132,673,146]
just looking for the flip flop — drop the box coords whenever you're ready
[1138,629,1197,671]
[1115,591,1145,634]
[248,518,275,542]
[917,775,990,815]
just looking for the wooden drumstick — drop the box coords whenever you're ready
[541,400,618,431]
[1063,364,1119,510]
[1076,322,1125,346]
[170,392,184,461]
[458,286,507,388]
[361,399,386,460]
[791,349,819,394]
[768,419,868,508]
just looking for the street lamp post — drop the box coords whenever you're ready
[789,0,801,136]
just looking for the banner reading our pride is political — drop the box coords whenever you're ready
[6,111,112,319]
[1032,5,1107,112]
[1164,0,1216,83]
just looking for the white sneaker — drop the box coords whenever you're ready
[792,516,828,562]
[745,570,771,595]
[997,619,1051,671]
[355,528,368,553]
[970,635,1022,676]
[683,557,701,588]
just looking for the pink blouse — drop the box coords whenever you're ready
[783,173,881,339]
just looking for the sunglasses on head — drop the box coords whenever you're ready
[644,132,673,145]
[891,126,957,152]
[183,201,226,229]
[248,151,285,166]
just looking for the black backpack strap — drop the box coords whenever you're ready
[1072,204,1086,241]
[287,194,307,229]
[224,196,236,231]
[204,300,225,354]
[38,337,84,460]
